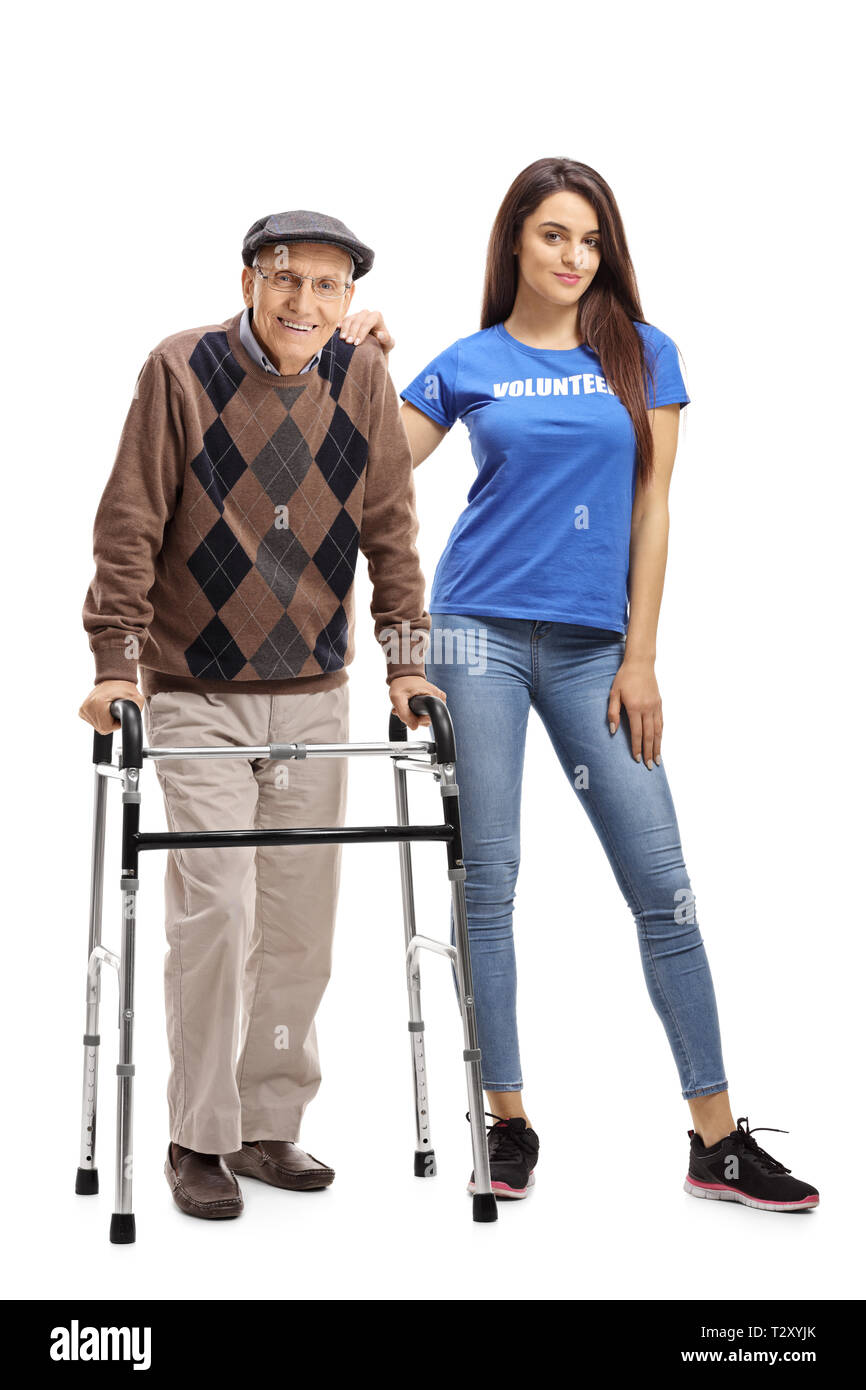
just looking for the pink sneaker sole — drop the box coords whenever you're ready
[684,1173,819,1211]
[467,1171,535,1200]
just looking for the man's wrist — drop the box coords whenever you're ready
[387,668,427,685]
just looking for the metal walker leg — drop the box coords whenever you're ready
[390,704,497,1223]
[75,751,111,1197]
[112,712,142,1243]
[76,707,141,1242]
[393,763,436,1176]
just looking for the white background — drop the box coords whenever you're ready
[1,0,862,1303]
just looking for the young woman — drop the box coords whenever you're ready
[341,157,819,1213]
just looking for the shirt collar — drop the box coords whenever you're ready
[240,307,321,376]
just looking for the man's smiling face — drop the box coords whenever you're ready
[242,240,356,374]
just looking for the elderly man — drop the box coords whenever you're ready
[79,210,443,1221]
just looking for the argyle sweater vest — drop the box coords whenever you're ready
[83,311,431,697]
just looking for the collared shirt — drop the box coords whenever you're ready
[239,306,321,376]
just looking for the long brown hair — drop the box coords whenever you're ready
[482,157,677,490]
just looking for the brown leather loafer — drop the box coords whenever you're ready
[224,1140,335,1191]
[164,1142,244,1219]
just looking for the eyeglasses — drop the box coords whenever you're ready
[253,264,352,300]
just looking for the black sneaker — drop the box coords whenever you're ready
[467,1112,539,1200]
[684,1116,819,1211]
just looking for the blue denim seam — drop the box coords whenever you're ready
[682,1081,729,1100]
[538,700,700,1092]
[448,902,525,1093]
[591,804,699,1089]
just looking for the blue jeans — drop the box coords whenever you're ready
[425,613,729,1100]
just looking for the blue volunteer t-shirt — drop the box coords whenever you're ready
[400,320,690,633]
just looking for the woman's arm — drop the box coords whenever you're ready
[400,400,449,467]
[336,309,449,467]
[607,403,682,768]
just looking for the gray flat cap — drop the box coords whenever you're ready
[242,210,374,279]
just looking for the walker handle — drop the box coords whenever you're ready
[92,729,114,764]
[389,694,456,765]
[107,698,144,769]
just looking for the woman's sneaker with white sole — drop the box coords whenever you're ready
[684,1116,819,1211]
[467,1112,539,1200]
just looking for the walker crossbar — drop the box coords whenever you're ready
[142,739,435,760]
[135,826,453,851]
[76,694,497,1242]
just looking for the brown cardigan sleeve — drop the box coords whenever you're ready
[82,351,186,683]
[358,350,431,685]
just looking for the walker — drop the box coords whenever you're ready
[75,694,497,1241]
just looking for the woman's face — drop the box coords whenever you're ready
[513,190,601,308]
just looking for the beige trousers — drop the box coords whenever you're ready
[142,686,350,1153]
